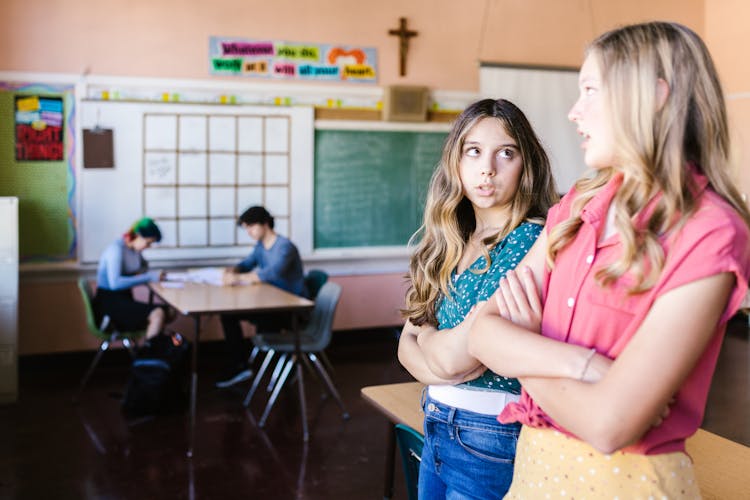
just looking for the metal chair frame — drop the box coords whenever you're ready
[73,278,145,402]
[243,282,349,426]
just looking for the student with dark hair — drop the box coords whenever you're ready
[216,205,306,388]
[95,217,166,339]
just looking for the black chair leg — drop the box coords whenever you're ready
[300,353,318,379]
[122,338,137,359]
[296,354,327,398]
[319,350,335,374]
[309,353,350,420]
[73,338,112,403]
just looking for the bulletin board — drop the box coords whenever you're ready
[0,82,76,262]
[78,101,313,264]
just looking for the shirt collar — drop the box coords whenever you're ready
[579,165,710,229]
[579,172,623,225]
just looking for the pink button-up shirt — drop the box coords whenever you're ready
[499,171,750,455]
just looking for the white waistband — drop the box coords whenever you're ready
[428,384,520,415]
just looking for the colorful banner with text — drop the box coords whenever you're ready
[209,36,377,84]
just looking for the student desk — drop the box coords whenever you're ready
[361,382,750,500]
[150,281,313,457]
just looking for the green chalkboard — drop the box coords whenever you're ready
[314,129,447,248]
[0,86,75,262]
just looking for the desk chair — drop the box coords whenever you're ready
[247,269,332,375]
[302,269,335,374]
[73,278,145,402]
[243,282,349,426]
[304,269,328,299]
[394,423,424,500]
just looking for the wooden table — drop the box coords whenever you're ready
[362,382,750,500]
[151,281,313,456]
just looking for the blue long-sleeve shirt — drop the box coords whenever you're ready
[96,238,160,291]
[235,235,306,296]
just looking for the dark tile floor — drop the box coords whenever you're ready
[0,328,412,500]
[0,318,748,500]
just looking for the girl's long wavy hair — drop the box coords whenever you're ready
[547,22,750,293]
[403,99,558,327]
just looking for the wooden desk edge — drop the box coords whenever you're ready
[361,382,424,431]
[361,382,750,499]
[149,281,314,316]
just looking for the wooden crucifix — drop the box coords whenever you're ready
[388,17,418,77]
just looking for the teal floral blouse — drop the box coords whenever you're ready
[435,221,543,394]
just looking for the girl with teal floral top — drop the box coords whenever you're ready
[399,99,604,499]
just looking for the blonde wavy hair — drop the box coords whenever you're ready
[547,22,750,293]
[403,99,558,327]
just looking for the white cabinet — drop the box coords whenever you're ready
[0,197,18,403]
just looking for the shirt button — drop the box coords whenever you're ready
[567,297,575,308]
[586,254,594,264]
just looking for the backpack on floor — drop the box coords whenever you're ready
[121,331,190,418]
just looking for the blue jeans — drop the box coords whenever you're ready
[418,394,521,500]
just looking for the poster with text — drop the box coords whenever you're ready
[209,36,377,83]
[15,95,64,161]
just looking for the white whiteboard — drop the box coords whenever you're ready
[78,101,313,264]
[479,64,586,192]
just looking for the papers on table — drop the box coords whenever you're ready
[165,267,225,286]
[160,281,185,289]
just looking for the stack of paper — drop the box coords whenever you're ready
[164,267,225,286]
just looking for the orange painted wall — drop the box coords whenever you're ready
[19,281,214,354]
[706,0,750,201]
[19,275,408,355]
[0,0,703,90]
[6,0,714,354]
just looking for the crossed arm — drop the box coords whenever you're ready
[398,230,613,387]
[467,231,735,453]
[398,312,487,386]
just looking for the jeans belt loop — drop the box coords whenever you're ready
[447,406,456,425]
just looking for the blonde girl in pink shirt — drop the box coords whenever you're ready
[468,21,750,498]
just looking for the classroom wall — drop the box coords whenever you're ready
[706,0,750,200]
[18,275,408,355]
[5,0,717,355]
[0,0,703,91]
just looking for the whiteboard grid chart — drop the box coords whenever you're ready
[79,101,313,264]
[142,113,291,249]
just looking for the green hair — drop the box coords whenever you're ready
[127,217,162,242]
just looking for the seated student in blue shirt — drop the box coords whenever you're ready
[95,217,167,340]
[216,205,307,388]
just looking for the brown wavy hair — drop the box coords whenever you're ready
[403,99,558,327]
